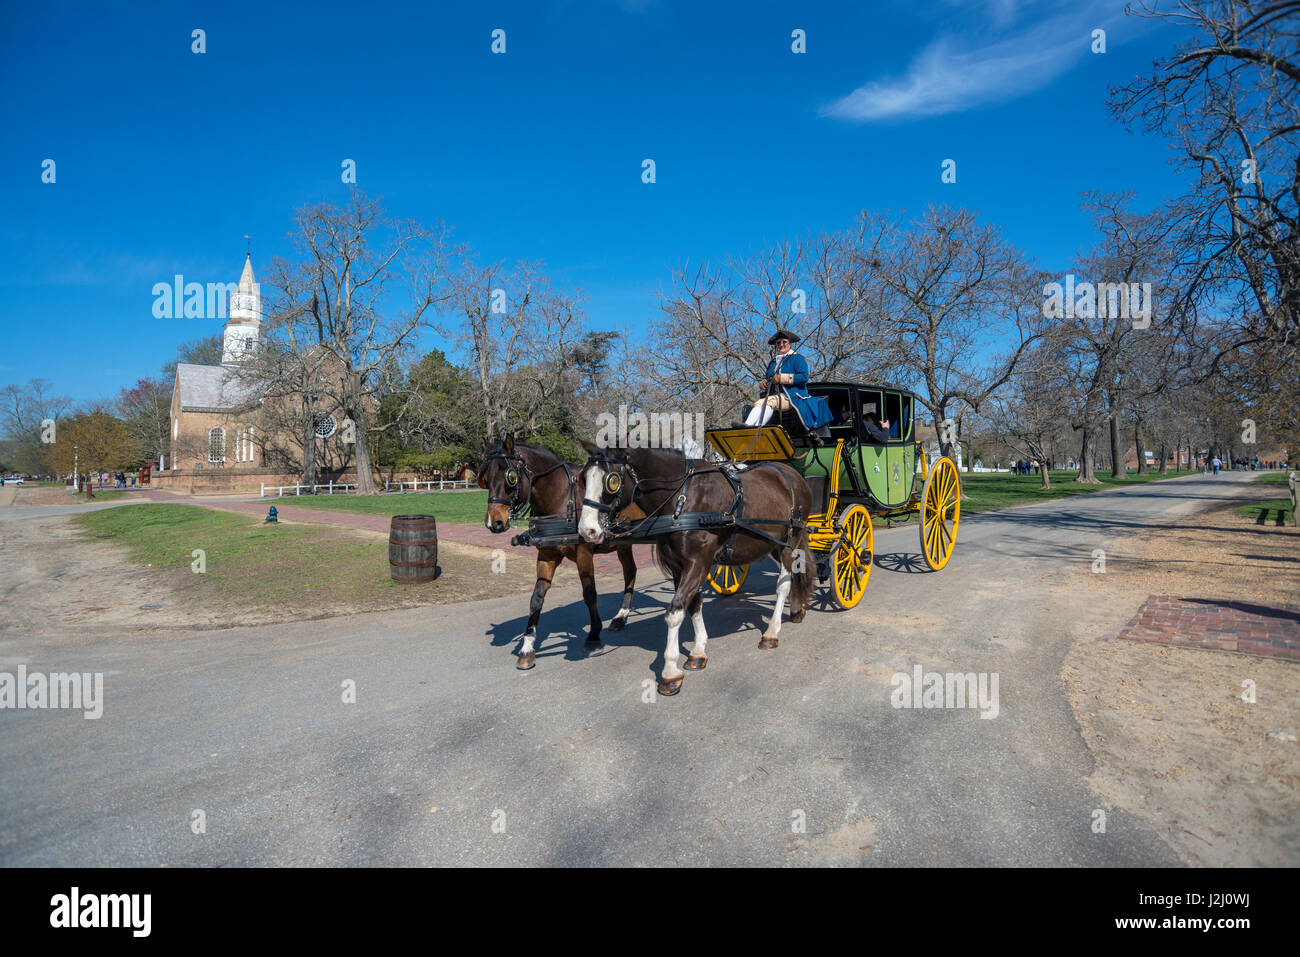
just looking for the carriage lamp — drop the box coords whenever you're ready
[266,506,278,523]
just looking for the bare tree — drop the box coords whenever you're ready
[654,232,895,424]
[266,191,453,493]
[1110,0,1299,381]
[450,256,588,443]
[845,205,1044,462]
[0,378,72,475]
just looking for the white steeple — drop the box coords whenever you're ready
[222,253,262,364]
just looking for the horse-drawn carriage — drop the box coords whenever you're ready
[485,379,961,694]
[702,382,961,608]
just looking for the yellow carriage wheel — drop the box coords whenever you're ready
[707,562,749,595]
[920,457,961,571]
[830,505,873,609]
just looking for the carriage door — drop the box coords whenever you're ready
[857,389,889,502]
[883,392,913,507]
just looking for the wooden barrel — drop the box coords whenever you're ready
[389,515,438,583]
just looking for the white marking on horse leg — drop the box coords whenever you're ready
[664,608,684,678]
[689,606,708,659]
[518,630,536,656]
[765,569,792,637]
[613,606,630,624]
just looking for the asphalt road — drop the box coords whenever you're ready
[0,471,1268,865]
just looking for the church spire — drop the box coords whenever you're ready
[223,249,262,364]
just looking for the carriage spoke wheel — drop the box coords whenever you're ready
[707,562,749,595]
[830,505,873,609]
[920,457,961,571]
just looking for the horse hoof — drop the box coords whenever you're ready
[586,639,604,653]
[683,655,708,671]
[610,616,627,631]
[658,675,684,696]
[516,653,536,670]
[790,609,806,623]
[758,635,779,650]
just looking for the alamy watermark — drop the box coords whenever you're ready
[594,405,705,451]
[1042,274,1152,329]
[889,664,999,719]
[152,276,259,319]
[0,666,103,719]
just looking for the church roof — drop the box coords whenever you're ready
[174,362,261,412]
[237,254,256,294]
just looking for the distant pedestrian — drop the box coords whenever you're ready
[1211,456,1221,476]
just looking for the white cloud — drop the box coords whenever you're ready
[822,7,1115,122]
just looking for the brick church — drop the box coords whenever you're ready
[160,256,356,493]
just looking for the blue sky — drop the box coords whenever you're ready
[0,0,1186,402]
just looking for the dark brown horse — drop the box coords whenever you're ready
[479,436,641,670]
[577,443,813,695]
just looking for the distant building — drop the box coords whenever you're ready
[162,256,355,493]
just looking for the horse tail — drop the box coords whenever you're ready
[790,523,815,610]
[653,543,682,583]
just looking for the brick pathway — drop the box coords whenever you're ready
[1107,595,1300,661]
[187,498,658,575]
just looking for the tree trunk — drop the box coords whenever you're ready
[1109,406,1124,478]
[352,405,377,494]
[1135,418,1148,475]
[1039,461,1051,490]
[1158,440,1169,475]
[1076,426,1100,483]
[300,409,318,488]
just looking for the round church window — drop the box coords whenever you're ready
[315,414,338,439]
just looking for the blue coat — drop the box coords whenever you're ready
[764,352,832,430]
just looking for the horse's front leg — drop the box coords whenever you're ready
[518,550,560,670]
[610,545,637,630]
[682,589,708,671]
[759,561,792,650]
[574,545,603,649]
[659,558,709,695]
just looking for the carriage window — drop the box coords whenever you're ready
[883,393,904,440]
[896,395,912,440]
[812,387,854,433]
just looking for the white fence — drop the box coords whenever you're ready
[260,478,474,497]
[384,479,474,492]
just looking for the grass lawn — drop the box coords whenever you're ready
[953,468,1203,516]
[270,489,491,524]
[1232,471,1295,524]
[73,503,405,609]
[80,490,128,501]
[71,502,544,620]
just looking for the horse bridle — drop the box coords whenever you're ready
[484,446,578,520]
[581,447,639,523]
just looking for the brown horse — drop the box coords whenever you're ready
[479,436,641,670]
[577,443,813,696]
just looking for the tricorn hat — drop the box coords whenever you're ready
[767,328,801,345]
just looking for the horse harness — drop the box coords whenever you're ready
[584,449,805,555]
[483,448,578,522]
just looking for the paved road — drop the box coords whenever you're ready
[0,472,1268,865]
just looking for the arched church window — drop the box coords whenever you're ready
[208,427,226,464]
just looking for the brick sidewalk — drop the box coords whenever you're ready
[191,499,658,575]
[1107,595,1300,661]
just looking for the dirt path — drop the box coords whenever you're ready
[1062,478,1300,866]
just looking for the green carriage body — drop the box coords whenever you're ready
[703,380,960,607]
[794,382,921,513]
